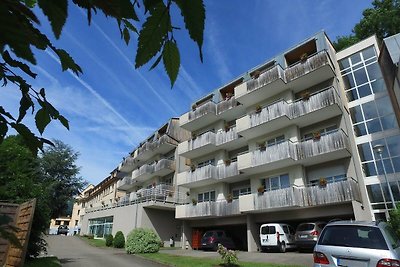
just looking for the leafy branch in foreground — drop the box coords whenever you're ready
[1,0,205,153]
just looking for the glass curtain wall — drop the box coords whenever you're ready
[88,216,113,238]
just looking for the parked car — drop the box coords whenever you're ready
[200,230,235,251]
[295,221,326,251]
[313,220,400,267]
[57,225,69,235]
[260,223,296,253]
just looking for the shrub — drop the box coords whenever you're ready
[389,204,400,237]
[105,234,113,247]
[113,231,125,248]
[125,228,161,254]
[217,244,239,267]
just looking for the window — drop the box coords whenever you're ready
[197,159,215,168]
[262,174,290,191]
[198,191,216,203]
[309,174,346,186]
[75,220,78,226]
[303,126,337,140]
[266,135,285,147]
[77,210,80,215]
[232,187,251,199]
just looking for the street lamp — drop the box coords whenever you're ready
[373,144,397,210]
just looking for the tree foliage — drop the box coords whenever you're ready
[40,140,86,218]
[1,0,205,153]
[0,135,50,257]
[0,135,84,258]
[113,231,125,248]
[125,228,161,254]
[333,0,400,51]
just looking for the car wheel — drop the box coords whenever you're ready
[278,242,286,253]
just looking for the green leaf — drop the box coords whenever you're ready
[58,115,69,130]
[0,116,8,142]
[162,40,180,87]
[35,108,51,135]
[135,2,170,68]
[173,0,205,62]
[0,106,16,121]
[143,0,162,14]
[17,91,34,123]
[2,51,37,78]
[24,0,37,8]
[55,49,82,75]
[149,54,162,71]
[123,19,138,34]
[38,0,68,39]
[123,27,130,45]
[10,123,42,154]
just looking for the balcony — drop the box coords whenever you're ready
[176,199,240,219]
[284,50,335,92]
[237,130,350,175]
[236,87,342,140]
[296,129,351,166]
[177,164,217,188]
[136,135,178,161]
[238,141,297,174]
[239,178,361,213]
[180,101,218,131]
[178,131,216,159]
[118,156,138,173]
[132,163,155,182]
[216,126,246,150]
[217,97,246,121]
[153,159,175,177]
[177,162,241,188]
[235,65,286,106]
[117,176,134,191]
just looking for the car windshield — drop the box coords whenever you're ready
[203,232,214,238]
[318,225,388,250]
[297,223,314,231]
[382,225,400,249]
[261,226,276,235]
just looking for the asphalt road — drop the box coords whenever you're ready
[46,235,166,267]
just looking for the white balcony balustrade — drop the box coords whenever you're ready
[250,100,289,128]
[117,176,134,191]
[176,199,240,219]
[247,65,286,93]
[217,161,240,180]
[132,163,155,182]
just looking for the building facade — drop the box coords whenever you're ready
[79,31,400,252]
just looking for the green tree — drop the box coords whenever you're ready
[0,135,51,257]
[334,0,400,51]
[40,140,86,218]
[0,0,205,153]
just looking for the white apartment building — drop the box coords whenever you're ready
[80,31,400,252]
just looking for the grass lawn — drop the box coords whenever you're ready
[78,236,107,247]
[139,252,304,267]
[23,256,60,267]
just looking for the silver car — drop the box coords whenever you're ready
[313,221,400,267]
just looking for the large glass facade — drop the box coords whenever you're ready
[340,44,400,219]
[88,216,113,238]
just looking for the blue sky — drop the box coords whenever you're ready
[2,0,372,185]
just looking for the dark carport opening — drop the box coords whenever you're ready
[193,224,247,251]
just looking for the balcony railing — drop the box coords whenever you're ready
[244,178,361,213]
[188,101,216,121]
[289,87,340,118]
[217,161,240,179]
[184,199,240,218]
[132,163,155,179]
[217,97,239,114]
[285,50,332,82]
[137,134,177,157]
[255,187,301,210]
[154,159,175,172]
[189,131,216,150]
[296,130,350,160]
[117,176,133,189]
[216,127,238,146]
[247,65,286,92]
[185,164,217,184]
[251,141,297,166]
[250,100,289,127]
[298,178,361,206]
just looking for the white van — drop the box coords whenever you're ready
[260,223,296,252]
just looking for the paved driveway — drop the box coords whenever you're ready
[46,235,165,267]
[160,248,313,267]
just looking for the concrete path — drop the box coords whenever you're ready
[159,248,314,267]
[46,235,166,267]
